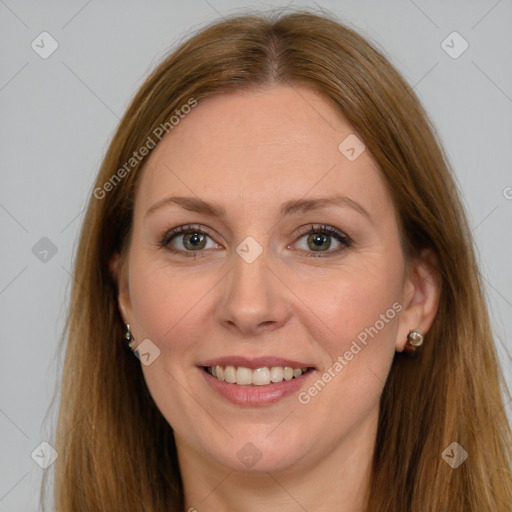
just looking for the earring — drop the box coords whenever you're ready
[403,329,424,355]
[124,324,135,351]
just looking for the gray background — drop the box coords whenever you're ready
[1,0,511,510]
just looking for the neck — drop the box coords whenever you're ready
[177,411,377,512]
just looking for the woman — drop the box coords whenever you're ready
[46,9,512,511]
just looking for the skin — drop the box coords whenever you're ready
[112,86,440,511]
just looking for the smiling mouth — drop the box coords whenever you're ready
[203,365,312,386]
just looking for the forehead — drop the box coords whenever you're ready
[134,86,391,220]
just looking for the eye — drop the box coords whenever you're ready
[159,224,220,256]
[291,224,352,257]
[158,223,352,258]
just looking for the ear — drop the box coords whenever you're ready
[395,248,441,352]
[109,252,132,326]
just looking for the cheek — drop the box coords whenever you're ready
[130,266,170,337]
[298,263,402,351]
[128,256,206,348]
[290,259,403,412]
[336,286,398,347]
[127,258,214,424]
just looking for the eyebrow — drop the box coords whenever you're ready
[145,195,373,223]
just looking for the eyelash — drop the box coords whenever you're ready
[158,223,353,258]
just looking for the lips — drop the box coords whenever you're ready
[198,356,315,405]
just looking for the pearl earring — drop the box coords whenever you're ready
[403,329,424,355]
[124,324,135,351]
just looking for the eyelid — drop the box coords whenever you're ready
[293,223,350,243]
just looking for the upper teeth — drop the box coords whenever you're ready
[207,365,308,385]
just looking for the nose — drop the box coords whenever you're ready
[215,245,292,336]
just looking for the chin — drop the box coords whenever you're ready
[204,427,314,473]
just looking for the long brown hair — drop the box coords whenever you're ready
[44,8,512,511]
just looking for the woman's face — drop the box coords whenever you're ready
[117,86,423,473]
